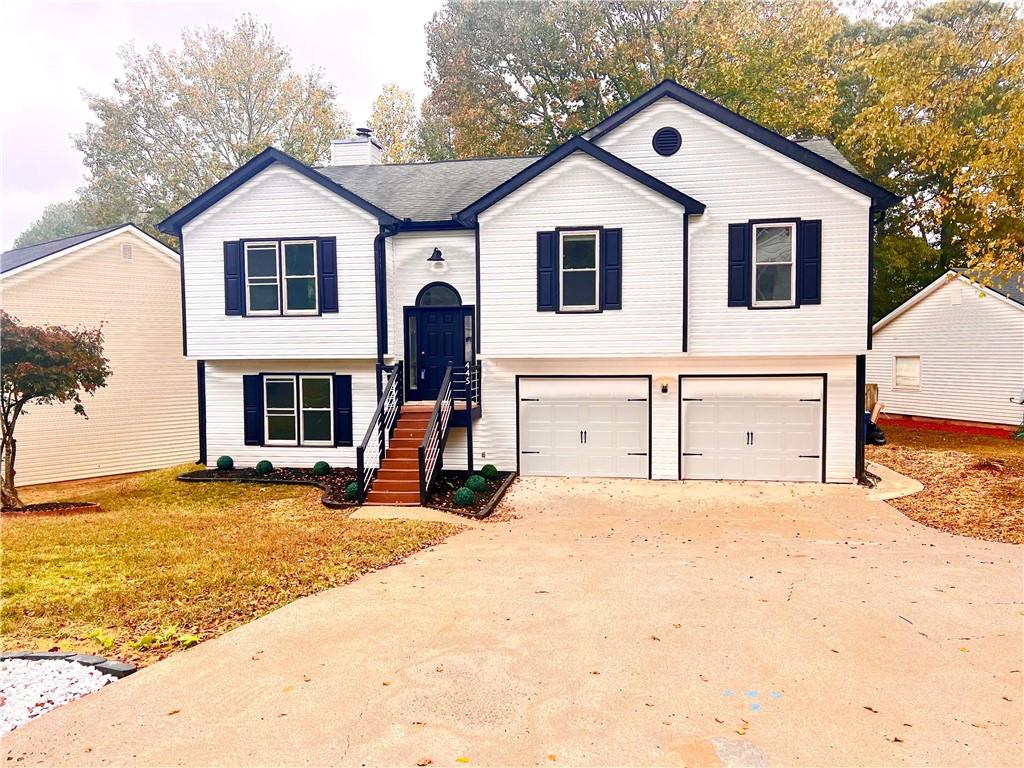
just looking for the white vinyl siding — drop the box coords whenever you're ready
[593,97,872,356]
[443,354,857,483]
[0,231,197,486]
[478,153,685,356]
[204,360,376,467]
[868,276,1024,425]
[181,164,379,359]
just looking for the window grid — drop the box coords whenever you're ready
[263,375,334,446]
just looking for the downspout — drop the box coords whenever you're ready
[373,230,387,401]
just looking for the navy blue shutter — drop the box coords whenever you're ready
[727,223,751,307]
[242,374,263,446]
[797,220,822,305]
[600,228,623,310]
[333,375,353,446]
[224,241,244,315]
[537,231,558,311]
[318,237,339,313]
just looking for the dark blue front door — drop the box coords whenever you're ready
[406,307,468,401]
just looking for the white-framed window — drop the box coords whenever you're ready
[752,222,796,307]
[263,374,333,446]
[245,242,281,315]
[282,240,319,315]
[559,230,600,311]
[244,239,319,315]
[264,375,297,444]
[894,356,921,389]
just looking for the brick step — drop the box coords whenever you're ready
[393,427,428,439]
[366,490,420,505]
[380,457,419,470]
[372,478,420,492]
[389,437,424,449]
[402,403,435,412]
[384,447,419,460]
[376,468,419,482]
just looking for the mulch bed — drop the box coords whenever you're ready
[1,501,102,517]
[878,416,1018,439]
[178,466,358,508]
[427,470,515,518]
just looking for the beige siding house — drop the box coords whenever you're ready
[1,225,198,486]
[867,270,1024,427]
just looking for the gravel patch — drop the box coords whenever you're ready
[1,659,115,735]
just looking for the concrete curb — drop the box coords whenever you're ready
[0,651,137,679]
[865,461,924,501]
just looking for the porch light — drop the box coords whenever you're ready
[428,247,444,262]
[428,246,447,272]
[658,377,671,394]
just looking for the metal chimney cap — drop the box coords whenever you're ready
[355,127,372,138]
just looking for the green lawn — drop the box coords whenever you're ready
[0,466,458,665]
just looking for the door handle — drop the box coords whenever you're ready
[751,432,755,446]
[580,430,584,444]
[584,430,587,444]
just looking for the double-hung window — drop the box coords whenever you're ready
[752,223,796,307]
[244,240,319,315]
[559,231,600,311]
[263,374,333,446]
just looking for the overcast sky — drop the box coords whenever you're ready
[0,0,438,250]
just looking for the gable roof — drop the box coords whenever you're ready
[874,269,1024,332]
[953,267,1024,306]
[319,156,539,223]
[157,147,401,236]
[1,224,178,276]
[456,136,706,224]
[584,80,900,209]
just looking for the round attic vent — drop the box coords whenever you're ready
[653,126,681,156]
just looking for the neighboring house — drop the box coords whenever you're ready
[158,80,899,503]
[868,269,1024,427]
[0,225,198,486]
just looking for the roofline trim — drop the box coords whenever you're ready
[455,135,706,224]
[1,224,180,279]
[158,147,400,236]
[873,269,1024,333]
[584,80,900,210]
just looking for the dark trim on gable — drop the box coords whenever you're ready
[197,360,207,465]
[584,80,900,210]
[179,237,188,356]
[456,136,705,224]
[158,147,400,236]
[382,219,472,234]
[474,226,481,355]
[868,207,884,350]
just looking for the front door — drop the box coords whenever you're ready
[405,307,469,401]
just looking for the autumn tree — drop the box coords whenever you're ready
[74,14,349,236]
[0,312,111,510]
[416,95,456,161]
[368,84,422,163]
[13,201,91,248]
[836,0,1024,308]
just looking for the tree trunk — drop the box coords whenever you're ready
[2,436,23,510]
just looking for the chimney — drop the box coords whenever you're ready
[329,127,382,166]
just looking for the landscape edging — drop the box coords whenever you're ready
[0,650,137,678]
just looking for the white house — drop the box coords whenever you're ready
[158,80,899,504]
[868,269,1024,427]
[0,224,199,486]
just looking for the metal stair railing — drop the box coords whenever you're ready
[355,361,403,503]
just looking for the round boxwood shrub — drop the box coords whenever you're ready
[466,474,488,493]
[480,463,499,480]
[312,461,331,477]
[345,481,360,502]
[215,455,234,471]
[255,460,273,476]
[453,486,476,507]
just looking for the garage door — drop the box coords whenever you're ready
[680,376,823,482]
[518,377,649,478]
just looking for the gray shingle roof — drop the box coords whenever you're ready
[954,267,1024,306]
[318,140,866,223]
[794,138,861,175]
[1,224,126,274]
[319,156,539,222]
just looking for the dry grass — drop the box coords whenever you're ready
[0,466,459,665]
[869,425,1024,544]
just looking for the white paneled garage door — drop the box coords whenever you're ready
[518,377,650,478]
[681,376,823,482]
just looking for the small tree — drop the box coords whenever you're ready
[0,312,111,509]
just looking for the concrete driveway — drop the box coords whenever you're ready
[4,478,1022,767]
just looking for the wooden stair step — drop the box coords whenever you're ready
[366,490,420,505]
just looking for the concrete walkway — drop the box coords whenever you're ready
[4,478,1022,767]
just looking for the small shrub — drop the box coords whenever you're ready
[86,629,114,651]
[255,460,273,475]
[480,464,499,480]
[312,461,331,476]
[453,486,476,506]
[216,455,234,471]
[345,481,360,501]
[466,474,488,493]
[177,633,200,649]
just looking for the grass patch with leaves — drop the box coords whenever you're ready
[0,466,459,665]
[869,425,1024,544]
